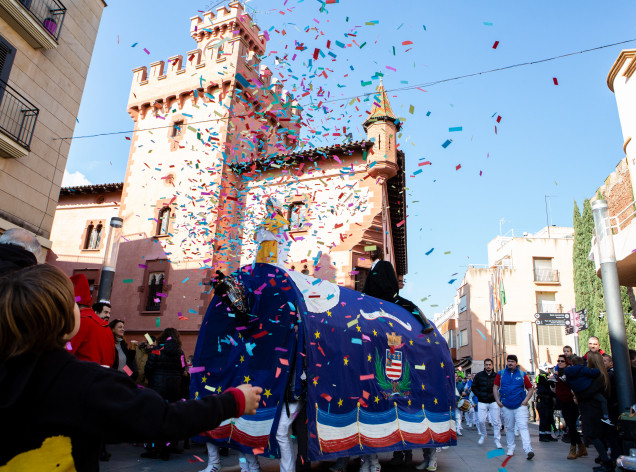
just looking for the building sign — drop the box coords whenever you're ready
[534,312,571,326]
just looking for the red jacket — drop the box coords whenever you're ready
[69,308,116,367]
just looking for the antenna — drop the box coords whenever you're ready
[545,195,551,238]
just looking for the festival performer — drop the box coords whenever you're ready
[254,196,290,264]
[361,245,434,334]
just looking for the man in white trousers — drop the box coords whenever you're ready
[277,400,301,472]
[471,359,502,448]
[493,354,535,460]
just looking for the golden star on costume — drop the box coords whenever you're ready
[434,398,438,405]
[244,375,251,383]
[314,330,320,339]
[240,355,245,363]
[421,384,425,390]
[389,322,393,327]
[440,362,444,368]
[409,340,413,346]
[327,310,332,317]
[374,396,380,404]
[368,354,372,362]
[313,377,319,386]
[356,325,361,332]
[373,329,377,336]
[264,389,272,399]
[408,399,411,406]
[344,357,349,366]
[338,398,343,407]
[426,338,431,343]
[201,375,207,384]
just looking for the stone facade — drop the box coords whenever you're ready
[48,2,408,356]
[0,0,107,252]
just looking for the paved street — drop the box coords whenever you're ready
[100,421,599,471]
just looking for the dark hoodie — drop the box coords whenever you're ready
[564,364,600,394]
[0,349,244,471]
[144,339,186,402]
[0,243,37,277]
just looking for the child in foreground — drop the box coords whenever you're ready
[564,355,612,425]
[0,264,262,471]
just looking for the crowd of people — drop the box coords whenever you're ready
[453,337,636,472]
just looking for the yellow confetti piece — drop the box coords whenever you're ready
[144,333,153,344]
[364,245,377,251]
[415,364,426,370]
[204,385,216,392]
[347,317,359,328]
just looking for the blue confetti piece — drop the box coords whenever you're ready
[425,248,434,255]
[245,342,256,356]
[448,279,457,284]
[235,72,251,88]
[426,111,431,116]
[182,277,189,283]
[449,126,463,132]
[487,448,506,459]
[351,338,362,344]
[189,308,198,314]
[476,328,487,341]
[442,139,452,148]
[131,42,138,47]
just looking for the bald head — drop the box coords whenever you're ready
[0,228,41,258]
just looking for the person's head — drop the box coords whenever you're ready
[70,274,92,308]
[506,354,518,370]
[587,351,610,395]
[629,349,636,369]
[571,356,585,366]
[588,336,601,353]
[563,345,573,357]
[109,319,125,338]
[602,353,614,370]
[484,358,494,373]
[368,245,383,261]
[92,302,111,321]
[0,227,42,259]
[557,354,571,368]
[157,327,181,347]
[0,264,79,362]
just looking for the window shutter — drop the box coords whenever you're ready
[0,36,16,84]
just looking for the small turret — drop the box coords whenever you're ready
[364,81,401,182]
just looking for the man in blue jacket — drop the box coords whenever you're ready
[493,354,535,460]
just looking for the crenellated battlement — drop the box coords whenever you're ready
[190,1,265,56]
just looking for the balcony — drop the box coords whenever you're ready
[0,79,39,158]
[534,268,560,284]
[0,0,66,49]
[536,302,563,313]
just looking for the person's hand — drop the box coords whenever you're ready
[521,399,528,406]
[496,401,504,408]
[236,384,262,415]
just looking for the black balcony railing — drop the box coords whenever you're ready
[19,0,67,41]
[534,268,560,283]
[0,80,39,150]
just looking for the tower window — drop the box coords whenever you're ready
[146,272,165,312]
[157,207,171,235]
[84,223,103,250]
[171,120,184,137]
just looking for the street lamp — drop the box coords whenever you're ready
[96,217,123,304]
[591,200,634,412]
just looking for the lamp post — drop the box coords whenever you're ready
[96,217,123,304]
[591,200,634,412]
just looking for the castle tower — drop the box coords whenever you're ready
[112,1,301,332]
[363,81,401,182]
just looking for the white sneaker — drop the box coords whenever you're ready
[478,436,485,445]
[495,441,502,449]
[426,462,437,471]
[506,448,514,456]
[415,461,429,471]
[457,430,462,436]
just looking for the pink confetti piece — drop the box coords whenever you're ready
[360,373,374,381]
[275,367,281,378]
[75,296,81,302]
[553,77,559,85]
[386,65,396,72]
[65,342,73,351]
[123,365,133,376]
[189,366,205,373]
[492,41,499,49]
[143,48,150,55]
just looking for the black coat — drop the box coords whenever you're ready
[114,338,138,381]
[144,340,186,402]
[362,260,399,302]
[579,376,608,440]
[0,349,239,471]
[472,370,497,404]
[0,243,37,277]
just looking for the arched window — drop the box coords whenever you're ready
[157,207,170,235]
[146,272,165,311]
[84,222,103,249]
[288,202,307,231]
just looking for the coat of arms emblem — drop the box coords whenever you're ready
[375,332,411,396]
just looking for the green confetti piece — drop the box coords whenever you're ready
[156,317,160,327]
[123,279,134,284]
[409,105,415,114]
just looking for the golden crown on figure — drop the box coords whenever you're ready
[386,332,402,347]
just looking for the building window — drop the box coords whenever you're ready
[354,267,369,292]
[458,294,467,313]
[533,257,559,282]
[84,222,103,250]
[536,291,559,313]
[538,324,564,347]
[0,35,16,84]
[288,201,308,232]
[459,329,468,347]
[146,272,165,312]
[504,322,517,345]
[171,120,184,137]
[157,207,170,235]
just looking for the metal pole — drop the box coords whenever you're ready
[96,217,123,304]
[592,200,635,412]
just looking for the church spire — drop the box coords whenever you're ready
[363,80,401,131]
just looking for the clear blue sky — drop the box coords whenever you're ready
[64,0,636,314]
